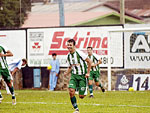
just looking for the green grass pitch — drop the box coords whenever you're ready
[0,90,150,113]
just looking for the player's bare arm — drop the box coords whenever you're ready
[64,66,72,76]
[11,67,19,76]
[0,50,13,57]
[85,58,92,78]
[98,59,102,64]
[91,59,102,67]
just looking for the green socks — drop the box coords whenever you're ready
[99,83,103,88]
[71,96,78,109]
[9,86,15,96]
[89,85,93,95]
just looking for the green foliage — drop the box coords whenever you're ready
[0,0,31,29]
[0,90,150,113]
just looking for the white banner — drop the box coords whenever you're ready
[124,24,150,68]
[27,26,123,67]
[0,30,26,62]
[133,74,150,91]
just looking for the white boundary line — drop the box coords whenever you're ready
[3,102,148,108]
[3,102,47,104]
[52,102,150,108]
[13,91,68,93]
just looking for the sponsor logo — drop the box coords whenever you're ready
[32,42,41,49]
[118,75,129,90]
[81,87,85,91]
[129,32,150,62]
[49,31,108,55]
[120,75,128,85]
[130,32,150,53]
[115,75,133,91]
[29,32,44,55]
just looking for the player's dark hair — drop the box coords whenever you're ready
[52,53,57,56]
[87,46,93,50]
[67,39,76,46]
[22,58,27,64]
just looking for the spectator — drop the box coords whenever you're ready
[49,53,60,91]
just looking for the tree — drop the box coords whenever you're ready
[0,0,31,29]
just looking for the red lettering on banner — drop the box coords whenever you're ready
[49,50,69,55]
[102,37,107,48]
[49,50,107,55]
[73,32,78,41]
[83,38,88,48]
[50,32,64,48]
[88,37,101,48]
[94,50,107,55]
[76,37,84,48]
[0,35,6,37]
[83,32,90,48]
[49,31,108,55]
[63,37,70,49]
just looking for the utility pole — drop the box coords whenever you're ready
[20,0,22,26]
[120,0,125,24]
[58,0,65,26]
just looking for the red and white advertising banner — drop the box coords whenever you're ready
[27,26,123,67]
[0,30,26,62]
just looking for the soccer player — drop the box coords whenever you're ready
[87,47,105,98]
[5,58,27,94]
[0,45,16,105]
[64,39,92,113]
[8,58,27,76]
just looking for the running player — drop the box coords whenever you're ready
[8,58,27,76]
[5,58,27,94]
[0,45,16,105]
[64,39,92,113]
[87,47,105,98]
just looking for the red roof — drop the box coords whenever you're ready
[106,0,150,9]
[22,12,112,28]
[105,0,150,18]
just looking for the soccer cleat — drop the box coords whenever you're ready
[12,96,16,105]
[0,95,3,101]
[7,92,11,95]
[89,95,94,98]
[73,108,79,113]
[101,87,105,93]
[75,91,79,95]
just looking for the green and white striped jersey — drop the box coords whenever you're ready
[0,45,9,69]
[88,53,100,71]
[67,49,88,75]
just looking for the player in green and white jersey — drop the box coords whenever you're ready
[64,39,92,113]
[0,45,16,105]
[87,47,105,98]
